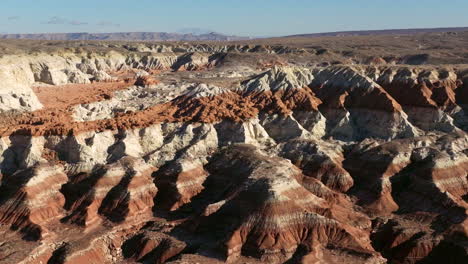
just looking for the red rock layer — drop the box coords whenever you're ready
[0,164,67,240]
[311,67,403,113]
[32,80,134,109]
[377,79,460,110]
[344,137,468,261]
[244,88,322,115]
[61,157,157,226]
[393,155,468,222]
[2,65,468,140]
[315,84,402,112]
[0,85,326,138]
[189,145,378,263]
[122,231,186,263]
[32,219,151,264]
[154,165,209,211]
[372,217,468,263]
[343,139,415,215]
[168,91,259,123]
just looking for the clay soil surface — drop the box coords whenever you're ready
[32,81,134,109]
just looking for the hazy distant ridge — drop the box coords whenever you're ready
[284,27,468,38]
[0,32,250,41]
[2,27,467,42]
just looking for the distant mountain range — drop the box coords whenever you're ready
[1,27,467,42]
[284,27,468,38]
[0,32,250,41]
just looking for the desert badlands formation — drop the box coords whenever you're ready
[0,31,467,264]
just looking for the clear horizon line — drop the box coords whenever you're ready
[1,25,467,39]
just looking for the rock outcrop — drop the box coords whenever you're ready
[61,157,157,226]
[0,42,467,264]
[0,164,67,240]
[192,145,381,263]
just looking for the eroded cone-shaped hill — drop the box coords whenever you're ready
[61,156,157,226]
[192,145,379,263]
[0,44,467,264]
[0,164,67,240]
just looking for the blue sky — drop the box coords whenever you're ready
[1,0,468,36]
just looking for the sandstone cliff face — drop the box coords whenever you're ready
[0,44,467,264]
[0,57,43,112]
